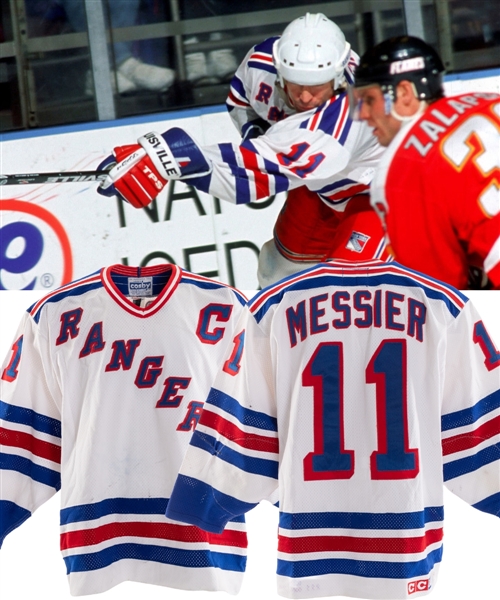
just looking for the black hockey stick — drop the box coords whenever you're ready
[0,171,109,186]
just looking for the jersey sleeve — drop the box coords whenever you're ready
[0,311,62,547]
[441,301,500,517]
[197,117,353,205]
[226,45,263,134]
[166,307,279,533]
[190,86,383,207]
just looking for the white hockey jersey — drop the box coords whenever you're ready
[166,259,500,599]
[226,36,358,135]
[189,37,383,210]
[197,104,383,210]
[0,264,248,596]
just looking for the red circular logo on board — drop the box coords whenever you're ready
[0,200,73,290]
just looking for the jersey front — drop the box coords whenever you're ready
[370,92,500,289]
[166,259,500,599]
[0,264,247,596]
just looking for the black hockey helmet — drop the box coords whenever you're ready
[354,36,445,101]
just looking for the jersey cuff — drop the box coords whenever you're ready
[0,500,31,547]
[166,475,255,533]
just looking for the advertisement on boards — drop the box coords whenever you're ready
[2,72,498,294]
[0,108,286,292]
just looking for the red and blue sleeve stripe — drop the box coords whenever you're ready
[0,399,61,437]
[299,95,352,143]
[218,141,289,204]
[317,179,371,207]
[247,37,278,74]
[441,389,500,432]
[0,400,61,489]
[227,76,250,109]
[189,430,279,479]
[189,387,279,478]
[0,400,61,542]
[442,390,500,479]
[204,387,277,432]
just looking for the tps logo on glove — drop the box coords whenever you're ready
[142,165,165,191]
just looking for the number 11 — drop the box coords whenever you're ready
[303,339,419,481]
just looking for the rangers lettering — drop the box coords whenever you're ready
[156,376,191,407]
[135,356,164,388]
[267,106,287,122]
[56,308,84,345]
[177,400,204,431]
[79,322,105,357]
[105,339,141,371]
[255,82,273,104]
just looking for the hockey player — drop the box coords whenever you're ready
[351,35,500,290]
[226,13,388,286]
[97,14,388,287]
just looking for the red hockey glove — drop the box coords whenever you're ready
[97,143,167,208]
[97,128,212,208]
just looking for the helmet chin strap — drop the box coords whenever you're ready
[389,99,427,122]
[384,85,427,122]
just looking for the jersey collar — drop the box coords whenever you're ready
[101,264,182,318]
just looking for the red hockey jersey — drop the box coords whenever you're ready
[370,92,500,289]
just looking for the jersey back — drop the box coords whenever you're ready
[166,259,500,599]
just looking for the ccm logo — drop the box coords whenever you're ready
[408,579,429,594]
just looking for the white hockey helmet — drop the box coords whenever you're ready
[273,13,351,88]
